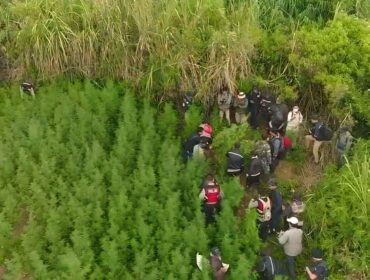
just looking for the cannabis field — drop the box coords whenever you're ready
[0,83,263,279]
[0,0,369,279]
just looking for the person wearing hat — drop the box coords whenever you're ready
[335,126,353,167]
[305,115,333,164]
[210,247,229,280]
[20,82,36,98]
[286,106,303,131]
[233,92,248,124]
[268,179,283,234]
[305,249,329,279]
[217,86,233,124]
[278,216,303,279]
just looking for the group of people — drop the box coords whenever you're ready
[180,86,354,279]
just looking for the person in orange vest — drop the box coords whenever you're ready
[199,174,222,224]
[249,196,272,242]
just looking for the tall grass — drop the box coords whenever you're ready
[1,0,261,100]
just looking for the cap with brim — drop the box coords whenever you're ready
[287,216,299,225]
[238,92,246,99]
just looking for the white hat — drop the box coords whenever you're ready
[238,92,246,99]
[287,216,299,225]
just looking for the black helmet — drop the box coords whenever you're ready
[211,247,221,257]
[311,248,323,259]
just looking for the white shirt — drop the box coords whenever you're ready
[286,111,303,131]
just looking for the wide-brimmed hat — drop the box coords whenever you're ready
[287,216,299,225]
[238,92,246,99]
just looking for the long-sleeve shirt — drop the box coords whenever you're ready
[286,111,303,131]
[278,227,303,257]
[247,156,263,176]
[234,98,248,114]
[217,91,233,110]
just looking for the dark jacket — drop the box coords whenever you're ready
[248,156,263,176]
[269,103,289,132]
[227,148,244,172]
[310,261,329,280]
[210,255,226,280]
[310,122,331,141]
[258,255,287,280]
[270,189,283,216]
[248,89,261,107]
[183,133,200,153]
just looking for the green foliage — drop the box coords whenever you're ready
[0,83,261,278]
[305,140,370,278]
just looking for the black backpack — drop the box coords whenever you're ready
[314,123,333,141]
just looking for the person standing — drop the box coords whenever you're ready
[305,115,333,164]
[268,130,284,172]
[335,126,353,167]
[305,249,329,280]
[249,196,272,242]
[283,192,305,229]
[286,106,303,132]
[199,174,222,225]
[226,143,244,176]
[246,151,263,189]
[248,87,261,129]
[234,92,248,124]
[217,87,233,124]
[268,179,283,233]
[255,137,272,175]
[278,216,303,279]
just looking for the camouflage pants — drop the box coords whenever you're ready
[261,159,270,174]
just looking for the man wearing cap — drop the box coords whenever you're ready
[233,92,248,124]
[305,249,329,279]
[226,142,244,176]
[278,216,303,279]
[217,87,233,124]
[210,247,229,280]
[268,179,283,233]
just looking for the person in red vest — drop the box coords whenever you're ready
[249,196,272,242]
[199,174,222,224]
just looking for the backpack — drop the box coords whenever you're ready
[314,123,333,141]
[257,197,271,222]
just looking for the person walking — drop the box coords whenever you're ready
[217,87,233,124]
[199,174,222,224]
[268,179,283,233]
[305,248,329,280]
[246,151,263,189]
[305,115,333,164]
[249,196,272,242]
[234,92,248,124]
[278,216,303,279]
[226,143,244,176]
